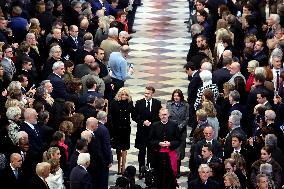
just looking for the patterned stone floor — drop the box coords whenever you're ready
[108,0,191,187]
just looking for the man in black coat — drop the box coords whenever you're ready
[213,57,232,92]
[188,164,220,189]
[149,108,181,189]
[94,111,113,189]
[184,62,202,129]
[70,153,93,189]
[133,86,162,175]
[69,139,88,172]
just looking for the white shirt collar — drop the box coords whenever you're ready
[10,163,16,171]
[24,121,35,130]
[79,164,87,171]
[53,72,62,78]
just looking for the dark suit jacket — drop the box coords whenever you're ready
[188,71,202,105]
[63,36,84,62]
[188,178,219,189]
[48,73,75,100]
[28,175,50,189]
[195,139,223,160]
[79,91,104,106]
[212,67,231,92]
[133,98,162,149]
[70,165,93,189]
[94,122,113,167]
[69,151,80,171]
[74,63,92,79]
[20,122,43,161]
[0,166,23,188]
[224,127,247,156]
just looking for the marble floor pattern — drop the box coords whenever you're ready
[108,0,191,188]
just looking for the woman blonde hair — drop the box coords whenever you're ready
[202,101,217,117]
[224,172,241,187]
[114,87,132,102]
[43,147,60,162]
[98,16,110,33]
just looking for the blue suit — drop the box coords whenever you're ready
[93,122,113,189]
[91,0,111,15]
[48,73,74,100]
[70,165,93,189]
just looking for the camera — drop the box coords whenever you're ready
[140,166,155,188]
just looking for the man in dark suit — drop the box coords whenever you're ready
[79,77,104,106]
[224,114,247,157]
[133,86,162,176]
[200,143,222,165]
[69,139,88,172]
[253,40,268,67]
[184,62,202,129]
[257,91,272,110]
[0,153,23,188]
[28,162,51,189]
[63,25,84,62]
[247,74,273,117]
[188,164,219,189]
[190,126,222,180]
[20,108,43,164]
[184,62,202,105]
[77,96,98,120]
[148,108,181,189]
[47,61,76,101]
[213,57,232,92]
[70,153,93,189]
[94,111,113,189]
[85,117,100,186]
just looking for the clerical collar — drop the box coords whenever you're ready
[161,121,168,124]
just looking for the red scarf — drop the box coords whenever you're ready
[59,142,68,161]
[246,73,255,92]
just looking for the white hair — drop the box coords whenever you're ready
[198,164,210,172]
[52,61,64,70]
[191,24,203,35]
[270,14,280,24]
[254,67,267,78]
[108,27,118,37]
[77,153,90,165]
[229,114,241,126]
[200,70,212,83]
[96,111,107,121]
[119,31,129,37]
[248,60,259,68]
[201,62,212,72]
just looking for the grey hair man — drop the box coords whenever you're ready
[70,153,93,189]
[100,27,120,63]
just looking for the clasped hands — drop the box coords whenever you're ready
[159,141,171,148]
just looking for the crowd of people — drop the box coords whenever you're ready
[1,0,284,189]
[185,0,284,188]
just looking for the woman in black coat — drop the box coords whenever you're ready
[110,87,135,174]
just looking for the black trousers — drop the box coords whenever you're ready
[112,77,125,97]
[138,146,153,172]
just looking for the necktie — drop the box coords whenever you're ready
[14,169,18,179]
[146,100,150,112]
[74,37,78,47]
[276,71,280,91]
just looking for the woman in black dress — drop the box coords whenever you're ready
[110,87,135,174]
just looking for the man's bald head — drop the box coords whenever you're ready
[84,55,95,65]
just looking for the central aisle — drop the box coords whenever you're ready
[109,0,191,187]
